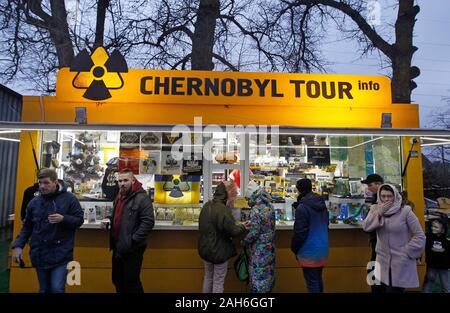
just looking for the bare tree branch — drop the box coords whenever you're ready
[212,53,238,71]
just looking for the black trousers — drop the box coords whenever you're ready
[369,238,383,294]
[112,246,146,293]
[380,268,405,294]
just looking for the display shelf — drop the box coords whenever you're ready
[79,220,199,230]
[153,203,202,208]
[275,220,363,230]
[211,163,241,170]
[80,221,106,229]
[79,219,362,230]
[328,195,366,204]
[250,166,290,170]
[79,198,113,203]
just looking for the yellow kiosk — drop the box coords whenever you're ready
[7,47,436,292]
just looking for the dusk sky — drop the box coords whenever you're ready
[319,0,450,128]
[4,0,450,129]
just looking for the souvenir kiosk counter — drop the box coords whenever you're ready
[8,48,430,292]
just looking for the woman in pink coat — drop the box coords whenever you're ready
[362,184,425,293]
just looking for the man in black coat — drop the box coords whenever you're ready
[109,168,154,293]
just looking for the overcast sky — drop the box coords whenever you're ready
[319,0,450,128]
[4,0,449,129]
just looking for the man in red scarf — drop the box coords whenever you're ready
[110,168,154,293]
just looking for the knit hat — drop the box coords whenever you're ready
[361,173,384,185]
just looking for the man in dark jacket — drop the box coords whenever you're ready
[110,168,154,293]
[198,181,246,293]
[361,173,384,293]
[12,168,84,293]
[291,179,329,293]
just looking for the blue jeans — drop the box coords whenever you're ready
[36,263,68,293]
[423,268,449,293]
[302,267,323,293]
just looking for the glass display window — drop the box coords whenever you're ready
[34,128,411,229]
[248,133,403,225]
[38,130,203,203]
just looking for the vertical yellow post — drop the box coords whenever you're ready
[402,136,426,289]
[401,136,425,227]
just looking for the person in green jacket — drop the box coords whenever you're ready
[198,181,247,293]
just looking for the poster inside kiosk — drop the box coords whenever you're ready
[56,46,392,107]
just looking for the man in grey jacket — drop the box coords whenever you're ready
[109,168,154,293]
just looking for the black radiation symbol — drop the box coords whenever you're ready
[70,47,128,100]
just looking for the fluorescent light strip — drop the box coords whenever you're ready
[0,137,20,142]
[1,122,450,137]
[254,137,384,149]
[421,142,450,147]
[0,130,21,134]
[421,137,450,142]
[254,145,350,149]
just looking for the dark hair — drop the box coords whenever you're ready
[361,173,384,184]
[379,185,394,195]
[119,168,134,175]
[296,178,312,195]
[37,168,58,182]
[430,218,449,235]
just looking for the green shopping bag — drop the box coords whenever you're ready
[234,249,249,282]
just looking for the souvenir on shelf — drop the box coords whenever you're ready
[140,151,160,175]
[161,152,182,174]
[182,153,203,175]
[154,174,201,204]
[140,132,162,150]
[214,151,238,164]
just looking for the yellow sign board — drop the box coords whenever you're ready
[56,47,392,107]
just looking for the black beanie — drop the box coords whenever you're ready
[296,178,312,195]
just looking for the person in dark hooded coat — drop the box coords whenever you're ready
[198,181,246,293]
[291,178,329,293]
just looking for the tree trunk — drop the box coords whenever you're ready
[391,0,420,103]
[94,0,110,49]
[295,0,420,104]
[191,0,219,70]
[48,0,74,68]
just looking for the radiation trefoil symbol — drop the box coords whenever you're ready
[70,47,128,101]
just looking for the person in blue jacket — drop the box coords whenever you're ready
[291,178,329,293]
[12,168,84,293]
